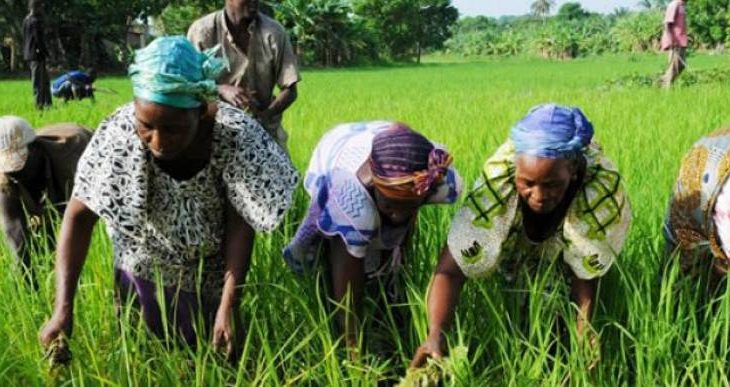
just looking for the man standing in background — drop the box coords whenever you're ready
[661,0,688,88]
[23,0,52,109]
[188,0,300,150]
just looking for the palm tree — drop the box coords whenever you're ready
[637,0,670,10]
[531,0,556,20]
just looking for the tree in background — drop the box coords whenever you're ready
[158,2,218,36]
[273,0,379,66]
[557,3,591,20]
[155,0,457,66]
[610,10,663,52]
[8,0,730,70]
[41,0,167,69]
[0,0,29,70]
[611,7,631,18]
[531,0,556,20]
[637,0,670,10]
[354,0,457,61]
[689,0,730,49]
[417,0,458,62]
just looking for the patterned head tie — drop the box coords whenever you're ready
[369,123,453,200]
[128,36,226,109]
[510,104,594,159]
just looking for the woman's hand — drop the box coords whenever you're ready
[410,247,466,368]
[38,198,97,366]
[572,276,598,371]
[410,334,446,368]
[212,307,236,361]
[39,311,73,366]
[214,201,253,363]
[39,311,72,347]
[578,326,600,371]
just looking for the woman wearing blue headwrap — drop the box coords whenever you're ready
[39,36,298,363]
[411,104,632,369]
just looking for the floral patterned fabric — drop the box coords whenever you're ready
[73,102,298,294]
[664,128,730,272]
[448,140,632,281]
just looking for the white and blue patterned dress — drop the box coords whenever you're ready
[283,121,462,280]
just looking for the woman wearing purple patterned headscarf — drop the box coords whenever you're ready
[284,121,462,357]
[411,104,632,370]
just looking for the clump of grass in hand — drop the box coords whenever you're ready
[45,334,72,368]
[398,346,470,387]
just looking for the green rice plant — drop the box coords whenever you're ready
[1,52,730,385]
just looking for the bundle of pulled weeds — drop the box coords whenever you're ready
[397,346,470,387]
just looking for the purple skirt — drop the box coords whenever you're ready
[114,269,218,346]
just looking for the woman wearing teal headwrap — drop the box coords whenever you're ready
[40,37,298,363]
[410,104,632,370]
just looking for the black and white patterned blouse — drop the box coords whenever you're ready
[73,102,299,295]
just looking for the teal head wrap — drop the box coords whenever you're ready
[128,36,226,109]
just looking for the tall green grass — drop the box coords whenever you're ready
[2,53,730,385]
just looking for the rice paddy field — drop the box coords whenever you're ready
[2,53,730,385]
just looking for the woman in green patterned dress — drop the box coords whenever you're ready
[410,104,632,367]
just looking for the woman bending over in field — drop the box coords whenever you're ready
[664,128,730,285]
[39,37,298,362]
[284,122,462,356]
[411,104,632,367]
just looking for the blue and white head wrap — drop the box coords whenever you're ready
[510,104,594,159]
[128,36,226,109]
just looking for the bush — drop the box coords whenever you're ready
[610,10,663,53]
[444,10,668,59]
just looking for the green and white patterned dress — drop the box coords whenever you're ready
[448,140,632,281]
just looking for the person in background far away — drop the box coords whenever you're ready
[661,0,688,88]
[23,0,52,109]
[51,69,97,102]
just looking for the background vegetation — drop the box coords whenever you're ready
[3,0,730,70]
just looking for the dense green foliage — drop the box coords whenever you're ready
[689,0,730,47]
[0,0,457,70]
[156,0,458,66]
[444,11,665,59]
[4,0,730,69]
[2,53,730,384]
[446,1,730,59]
[0,0,167,70]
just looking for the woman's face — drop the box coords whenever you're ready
[515,155,576,215]
[134,99,200,161]
[7,144,43,184]
[373,189,424,226]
